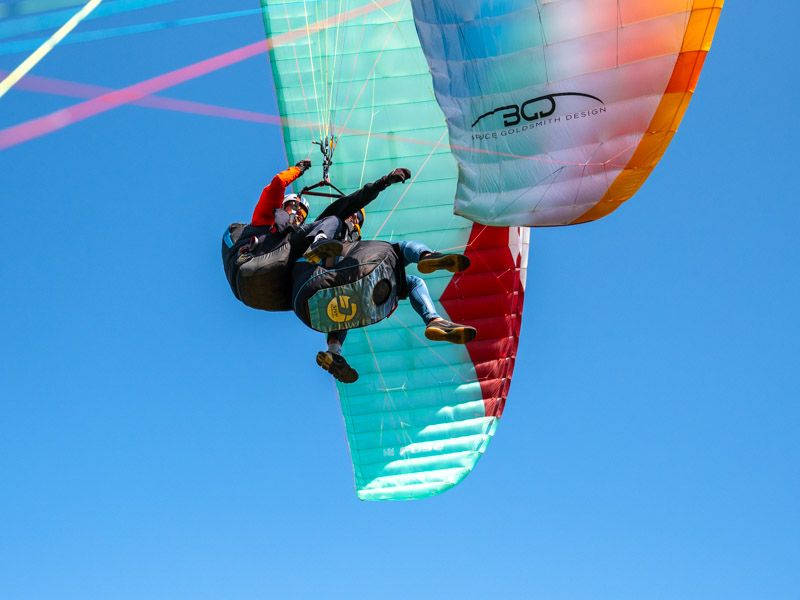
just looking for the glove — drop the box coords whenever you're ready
[385,167,411,185]
[295,159,311,174]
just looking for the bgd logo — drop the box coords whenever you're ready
[327,295,358,324]
[472,92,605,129]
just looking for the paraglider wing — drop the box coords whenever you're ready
[260,0,528,500]
[409,0,724,226]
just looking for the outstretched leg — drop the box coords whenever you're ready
[406,274,477,345]
[316,330,358,383]
[397,240,470,273]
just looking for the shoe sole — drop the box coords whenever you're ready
[417,254,470,274]
[316,351,358,383]
[304,241,344,265]
[424,324,477,345]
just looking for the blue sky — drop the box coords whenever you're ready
[1,2,798,598]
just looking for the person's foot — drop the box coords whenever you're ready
[424,318,477,344]
[417,252,470,274]
[316,351,359,383]
[304,238,343,264]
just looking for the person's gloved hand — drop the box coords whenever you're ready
[295,159,312,174]
[385,167,411,184]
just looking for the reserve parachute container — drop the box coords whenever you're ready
[260,0,528,500]
[221,223,293,311]
[292,241,406,333]
[409,0,724,226]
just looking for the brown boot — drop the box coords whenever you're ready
[316,351,359,383]
[417,252,470,274]
[424,318,477,344]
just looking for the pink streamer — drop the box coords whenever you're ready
[0,0,402,151]
[3,70,284,126]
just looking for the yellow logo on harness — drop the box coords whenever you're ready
[327,295,358,323]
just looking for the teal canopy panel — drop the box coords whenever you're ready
[260,0,528,500]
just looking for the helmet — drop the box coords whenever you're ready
[351,208,366,235]
[283,193,309,215]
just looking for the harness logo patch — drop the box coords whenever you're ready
[327,295,358,323]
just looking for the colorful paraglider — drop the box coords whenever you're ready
[410,0,724,226]
[254,0,722,500]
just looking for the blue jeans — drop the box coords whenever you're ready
[397,240,439,324]
[397,240,431,266]
[406,274,439,323]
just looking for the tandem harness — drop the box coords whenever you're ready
[292,241,408,333]
[221,222,294,311]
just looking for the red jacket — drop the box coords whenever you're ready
[251,166,302,227]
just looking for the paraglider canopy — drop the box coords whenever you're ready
[409,0,724,227]
[260,0,527,501]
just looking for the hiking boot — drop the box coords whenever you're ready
[304,238,344,264]
[424,318,477,344]
[316,351,359,383]
[417,252,470,274]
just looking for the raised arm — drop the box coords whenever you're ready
[317,168,410,221]
[251,161,310,226]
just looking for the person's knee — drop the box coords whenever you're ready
[313,216,342,239]
[401,241,421,265]
[328,216,345,237]
[406,274,423,290]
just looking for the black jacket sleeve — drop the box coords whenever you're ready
[316,177,389,221]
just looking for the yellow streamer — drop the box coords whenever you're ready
[0,0,103,100]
